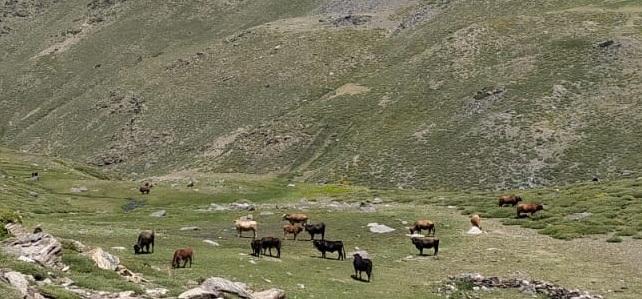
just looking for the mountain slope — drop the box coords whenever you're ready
[1,0,641,189]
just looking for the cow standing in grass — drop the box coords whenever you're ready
[498,194,522,207]
[172,248,193,268]
[411,237,439,256]
[409,220,435,236]
[282,213,309,226]
[516,203,544,218]
[260,237,281,258]
[304,223,326,240]
[250,239,262,257]
[139,182,153,195]
[283,224,303,240]
[134,230,155,254]
[313,240,346,260]
[352,253,372,282]
[234,219,257,238]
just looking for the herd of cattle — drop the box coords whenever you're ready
[133,186,545,283]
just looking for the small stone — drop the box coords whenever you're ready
[180,226,200,231]
[150,210,166,217]
[203,240,220,246]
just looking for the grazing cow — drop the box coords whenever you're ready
[260,237,281,258]
[516,203,544,218]
[234,219,257,238]
[470,214,481,230]
[313,240,346,260]
[352,253,373,282]
[250,239,262,257]
[411,237,439,256]
[283,224,304,240]
[304,222,326,240]
[139,182,153,195]
[31,172,39,181]
[282,213,309,225]
[498,194,522,207]
[409,220,435,236]
[134,230,155,254]
[172,248,193,268]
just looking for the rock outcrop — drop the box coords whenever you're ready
[1,223,66,270]
[441,273,603,299]
[179,277,285,299]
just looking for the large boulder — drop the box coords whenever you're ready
[4,271,29,296]
[367,223,395,233]
[2,223,65,270]
[201,277,252,298]
[178,287,221,299]
[85,247,120,271]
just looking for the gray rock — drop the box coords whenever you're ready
[467,227,483,235]
[203,240,220,246]
[207,203,228,211]
[85,247,120,271]
[180,226,200,231]
[259,211,274,216]
[201,277,252,298]
[145,288,169,298]
[367,223,395,233]
[150,210,167,217]
[4,271,29,296]
[230,202,256,211]
[29,191,39,197]
[253,288,286,299]
[178,287,221,299]
[3,223,66,269]
[70,186,89,193]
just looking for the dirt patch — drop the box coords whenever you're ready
[326,83,370,100]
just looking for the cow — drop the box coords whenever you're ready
[516,203,544,218]
[250,239,262,257]
[470,214,481,230]
[260,237,281,258]
[282,213,309,226]
[304,222,326,240]
[139,182,153,195]
[313,240,346,260]
[30,172,39,181]
[134,230,155,254]
[234,219,257,238]
[32,227,43,234]
[411,237,439,256]
[283,224,304,240]
[172,248,193,268]
[352,253,373,282]
[498,194,522,207]
[409,220,435,236]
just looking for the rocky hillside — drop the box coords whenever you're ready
[1,0,641,189]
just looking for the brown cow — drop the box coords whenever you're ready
[139,182,153,195]
[172,248,193,268]
[470,214,481,230]
[516,203,544,218]
[409,220,435,236]
[283,224,304,240]
[282,213,309,225]
[498,194,522,207]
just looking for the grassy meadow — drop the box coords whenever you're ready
[1,148,641,298]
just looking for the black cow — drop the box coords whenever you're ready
[411,237,439,256]
[134,230,155,254]
[313,240,345,260]
[352,253,373,282]
[260,237,281,258]
[250,239,262,257]
[304,223,326,240]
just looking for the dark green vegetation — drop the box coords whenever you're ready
[1,148,641,298]
[1,0,641,189]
